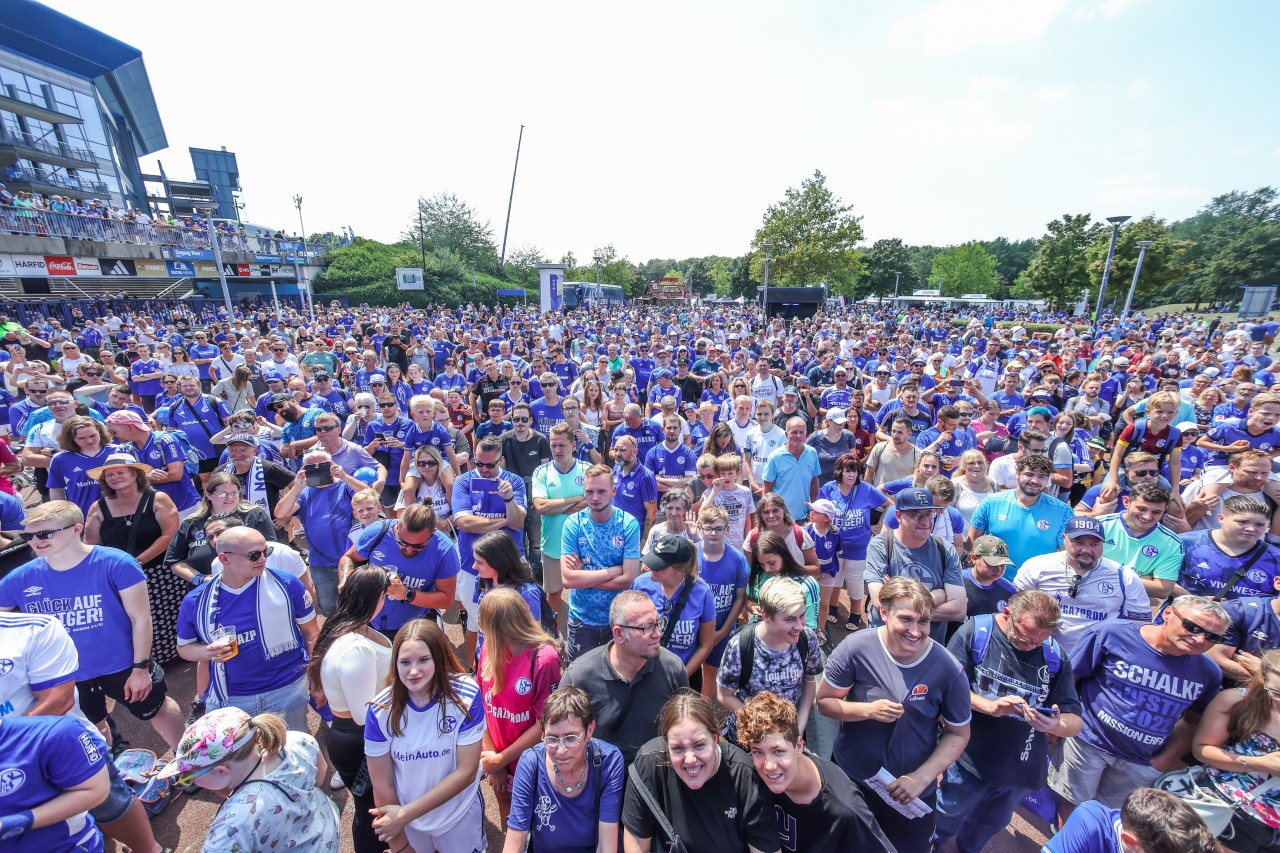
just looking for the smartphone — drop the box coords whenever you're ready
[305,461,334,486]
[1028,706,1059,715]
[472,478,498,494]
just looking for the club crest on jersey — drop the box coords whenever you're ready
[612,535,624,548]
[1036,519,1051,531]
[515,677,533,696]
[1099,581,1116,595]
[1141,546,1160,558]
[1248,569,1269,584]
[0,768,25,795]
[441,715,458,734]
[0,659,11,677]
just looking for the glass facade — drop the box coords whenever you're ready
[190,148,241,221]
[0,47,126,205]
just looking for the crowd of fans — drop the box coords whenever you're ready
[2,295,1278,853]
[0,181,301,249]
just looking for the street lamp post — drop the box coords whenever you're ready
[892,270,902,301]
[1094,215,1131,320]
[292,194,313,320]
[593,252,602,306]
[205,209,234,319]
[762,243,773,323]
[1121,240,1154,321]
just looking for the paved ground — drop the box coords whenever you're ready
[108,606,1054,853]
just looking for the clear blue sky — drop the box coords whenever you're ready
[49,0,1280,261]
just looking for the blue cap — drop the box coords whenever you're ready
[1065,516,1104,540]
[264,370,284,382]
[653,368,672,380]
[894,487,942,512]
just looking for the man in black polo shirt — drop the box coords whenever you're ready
[560,590,688,764]
[502,401,550,563]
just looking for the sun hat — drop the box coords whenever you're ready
[87,452,153,480]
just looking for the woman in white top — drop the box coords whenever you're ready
[310,566,393,853]
[950,448,996,527]
[395,445,455,534]
[365,619,487,853]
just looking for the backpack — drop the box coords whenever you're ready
[735,618,812,692]
[526,581,559,637]
[157,429,202,475]
[1119,419,1181,467]
[969,613,1061,680]
[114,748,174,816]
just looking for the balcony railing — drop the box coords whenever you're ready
[0,203,330,259]
[0,126,96,165]
[3,165,109,196]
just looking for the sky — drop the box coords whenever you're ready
[48,0,1280,264]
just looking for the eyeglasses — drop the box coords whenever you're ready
[226,547,273,562]
[417,459,439,468]
[702,525,726,534]
[47,399,72,407]
[268,403,288,413]
[512,416,530,423]
[20,524,76,541]
[542,733,585,749]
[378,402,398,408]
[84,372,102,377]
[1129,469,1159,479]
[619,617,666,636]
[475,459,499,470]
[1170,609,1225,644]
[207,490,239,500]
[175,763,219,788]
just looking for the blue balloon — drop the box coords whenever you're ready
[353,466,378,485]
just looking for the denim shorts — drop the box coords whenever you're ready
[90,755,135,825]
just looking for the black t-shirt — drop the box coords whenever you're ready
[472,376,510,412]
[501,431,550,481]
[773,756,895,853]
[228,459,296,516]
[622,738,780,853]
[946,618,1082,789]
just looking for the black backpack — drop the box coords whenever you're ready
[735,618,811,692]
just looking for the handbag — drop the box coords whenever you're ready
[627,763,690,853]
[1152,765,1235,836]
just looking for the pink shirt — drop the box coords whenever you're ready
[478,642,561,771]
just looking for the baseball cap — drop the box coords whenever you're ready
[369,374,387,384]
[1202,367,1220,378]
[910,356,927,366]
[641,534,696,572]
[783,386,799,396]
[1113,356,1130,367]
[894,487,942,512]
[1065,517,1105,540]
[312,372,330,381]
[264,371,284,382]
[225,432,259,446]
[1175,421,1200,434]
[826,411,847,425]
[971,535,1014,566]
[269,392,293,405]
[806,499,838,518]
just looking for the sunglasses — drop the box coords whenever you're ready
[268,404,288,413]
[417,459,439,468]
[1129,469,1159,478]
[378,401,398,409]
[84,372,103,377]
[175,763,219,788]
[474,460,499,470]
[20,524,77,541]
[315,425,338,433]
[1171,609,1225,644]
[225,546,273,562]
[512,416,530,423]
[394,532,430,553]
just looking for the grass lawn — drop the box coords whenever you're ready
[1142,302,1240,321]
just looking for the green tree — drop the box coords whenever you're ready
[709,258,732,296]
[405,193,499,272]
[749,170,865,295]
[860,238,917,298]
[978,237,1037,299]
[909,245,942,288]
[1170,188,1280,308]
[928,242,999,297]
[504,244,546,288]
[1019,214,1105,308]
[1086,216,1192,312]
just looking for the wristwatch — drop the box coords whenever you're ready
[404,589,417,604]
[131,658,152,670]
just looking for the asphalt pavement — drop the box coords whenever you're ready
[108,607,1053,853]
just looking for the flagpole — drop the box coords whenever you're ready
[499,124,524,267]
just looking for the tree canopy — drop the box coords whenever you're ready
[929,242,1000,297]
[749,170,866,296]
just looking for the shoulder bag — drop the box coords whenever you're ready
[626,763,690,853]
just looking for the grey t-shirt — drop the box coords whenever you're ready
[823,628,971,791]
[863,533,963,641]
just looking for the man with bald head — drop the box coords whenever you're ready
[175,525,318,731]
[762,416,822,521]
